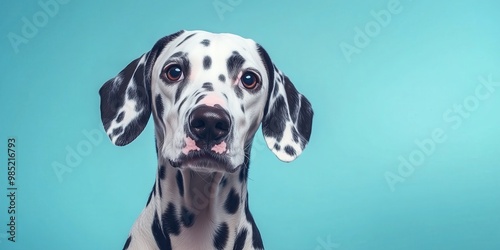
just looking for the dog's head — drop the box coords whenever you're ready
[99,30,313,172]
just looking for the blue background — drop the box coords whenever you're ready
[1,0,499,249]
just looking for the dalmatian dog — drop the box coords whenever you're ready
[99,30,313,250]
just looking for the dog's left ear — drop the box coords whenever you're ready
[258,45,314,162]
[99,30,184,146]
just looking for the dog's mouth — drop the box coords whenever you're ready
[173,149,236,173]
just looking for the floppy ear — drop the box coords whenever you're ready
[99,30,184,146]
[258,45,314,162]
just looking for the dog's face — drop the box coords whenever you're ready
[152,31,271,172]
[99,30,313,172]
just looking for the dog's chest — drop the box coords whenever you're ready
[169,220,236,249]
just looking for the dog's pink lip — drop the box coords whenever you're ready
[182,137,200,155]
[211,141,227,154]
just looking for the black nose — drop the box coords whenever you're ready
[189,106,231,143]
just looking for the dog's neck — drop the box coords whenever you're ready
[157,160,248,228]
[139,154,261,249]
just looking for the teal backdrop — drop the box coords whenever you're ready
[1,0,499,249]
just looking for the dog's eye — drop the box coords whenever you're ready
[163,64,183,82]
[240,71,259,89]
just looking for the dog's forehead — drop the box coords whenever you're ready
[177,31,254,51]
[165,31,261,64]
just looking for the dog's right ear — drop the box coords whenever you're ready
[99,30,184,146]
[256,45,313,162]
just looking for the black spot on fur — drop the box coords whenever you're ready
[195,94,207,104]
[284,77,300,121]
[152,212,172,250]
[155,95,164,118]
[178,97,187,113]
[169,159,181,168]
[284,145,296,156]
[163,203,181,235]
[274,143,281,151]
[112,127,123,136]
[239,166,248,183]
[218,74,226,82]
[181,206,195,228]
[176,33,196,47]
[201,39,210,46]
[240,104,244,113]
[133,64,147,110]
[251,223,264,248]
[176,170,184,197]
[157,177,162,198]
[100,59,135,131]
[247,120,260,138]
[256,45,275,119]
[227,51,245,80]
[213,222,229,250]
[202,82,214,91]
[297,95,314,142]
[233,228,248,250]
[123,235,132,249]
[272,79,280,98]
[292,127,300,143]
[203,56,212,70]
[116,111,124,123]
[262,95,287,142]
[224,188,240,214]
[127,84,137,101]
[155,138,159,156]
[159,165,166,180]
[170,51,185,58]
[174,82,186,103]
[245,195,264,249]
[220,176,227,187]
[146,187,153,207]
[234,86,243,99]
[239,150,250,182]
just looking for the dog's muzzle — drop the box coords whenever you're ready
[176,105,234,171]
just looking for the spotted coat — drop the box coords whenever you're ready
[99,30,313,250]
